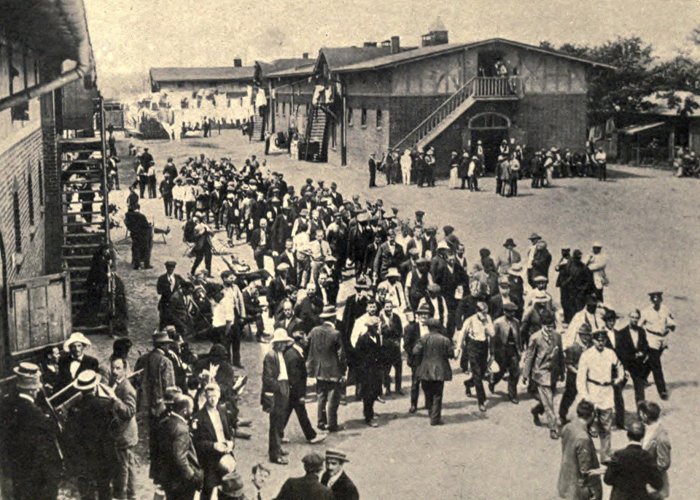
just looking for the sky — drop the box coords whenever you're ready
[84,0,700,95]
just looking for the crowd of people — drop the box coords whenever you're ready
[368,138,611,194]
[1,141,677,500]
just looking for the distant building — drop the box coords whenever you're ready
[265,26,613,171]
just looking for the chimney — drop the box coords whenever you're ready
[391,36,401,54]
[302,52,309,59]
[363,41,378,48]
[233,58,242,67]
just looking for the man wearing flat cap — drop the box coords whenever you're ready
[4,363,62,500]
[275,453,334,499]
[157,260,186,329]
[321,450,359,500]
[413,317,455,425]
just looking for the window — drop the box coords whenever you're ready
[361,108,367,127]
[376,109,383,128]
[347,107,353,126]
[27,174,34,226]
[38,161,44,206]
[13,191,21,253]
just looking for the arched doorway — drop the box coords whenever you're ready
[469,112,511,172]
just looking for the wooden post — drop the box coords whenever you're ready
[341,78,347,166]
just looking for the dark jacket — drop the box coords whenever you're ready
[192,406,234,490]
[615,325,650,375]
[55,354,100,391]
[373,241,405,282]
[136,348,176,416]
[604,443,663,500]
[306,322,347,380]
[321,470,360,500]
[284,344,309,400]
[276,473,334,500]
[413,332,455,381]
[161,413,202,494]
[157,272,186,308]
[355,332,384,397]
[274,316,303,336]
[403,321,421,368]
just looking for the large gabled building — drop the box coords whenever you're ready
[265,27,614,171]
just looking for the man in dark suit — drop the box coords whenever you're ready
[262,330,294,464]
[275,238,299,286]
[268,263,292,319]
[321,449,360,500]
[283,331,326,444]
[4,363,62,500]
[55,332,100,392]
[373,228,405,284]
[379,301,404,395]
[368,153,377,188]
[489,302,522,403]
[616,309,650,405]
[403,307,428,413]
[604,421,663,499]
[250,217,271,270]
[192,383,236,499]
[161,394,203,500]
[275,453,334,500]
[306,306,347,432]
[157,261,186,329]
[355,316,384,427]
[274,299,303,335]
[413,318,455,425]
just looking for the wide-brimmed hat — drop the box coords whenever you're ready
[326,449,349,462]
[319,305,337,319]
[415,303,431,315]
[13,361,41,378]
[153,331,172,344]
[528,233,542,241]
[75,370,100,391]
[63,332,91,352]
[386,267,400,278]
[271,329,294,344]
[533,275,549,284]
[503,238,516,248]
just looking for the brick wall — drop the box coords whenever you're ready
[42,91,62,273]
[0,128,47,289]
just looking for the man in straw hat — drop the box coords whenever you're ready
[65,369,116,499]
[276,453,334,499]
[321,449,359,500]
[307,305,347,433]
[4,362,62,500]
[413,317,455,426]
[262,329,295,464]
[55,331,99,391]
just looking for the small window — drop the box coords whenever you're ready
[27,174,34,226]
[361,108,367,127]
[347,107,353,126]
[376,109,383,128]
[13,191,22,253]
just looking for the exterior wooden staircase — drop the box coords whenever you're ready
[392,76,521,152]
[251,115,265,141]
[303,105,329,162]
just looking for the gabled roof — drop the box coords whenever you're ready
[335,38,615,73]
[318,46,393,72]
[266,64,316,79]
[150,66,255,83]
[257,58,314,77]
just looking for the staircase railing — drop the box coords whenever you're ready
[392,77,476,152]
[473,77,520,98]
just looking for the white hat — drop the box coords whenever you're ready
[63,332,92,352]
[386,267,400,278]
[437,241,449,251]
[75,370,100,391]
[271,328,294,344]
[592,241,603,248]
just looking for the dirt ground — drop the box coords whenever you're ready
[77,129,699,500]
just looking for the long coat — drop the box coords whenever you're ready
[413,332,455,381]
[558,419,602,499]
[355,332,384,399]
[306,322,347,380]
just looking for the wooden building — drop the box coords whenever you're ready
[0,0,95,384]
[266,29,613,172]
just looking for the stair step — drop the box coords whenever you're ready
[63,233,107,238]
[62,243,104,249]
[63,221,106,228]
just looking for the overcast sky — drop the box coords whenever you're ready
[85,0,700,88]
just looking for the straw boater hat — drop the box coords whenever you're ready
[13,362,42,390]
[326,449,349,462]
[75,370,100,391]
[386,267,401,279]
[63,332,91,352]
[271,329,294,344]
[319,305,337,319]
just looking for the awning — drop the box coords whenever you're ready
[619,122,667,136]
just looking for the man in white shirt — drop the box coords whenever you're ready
[350,301,379,348]
[586,242,608,302]
[563,295,604,349]
[455,303,495,412]
[378,267,407,313]
[577,330,625,463]
[640,291,675,400]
